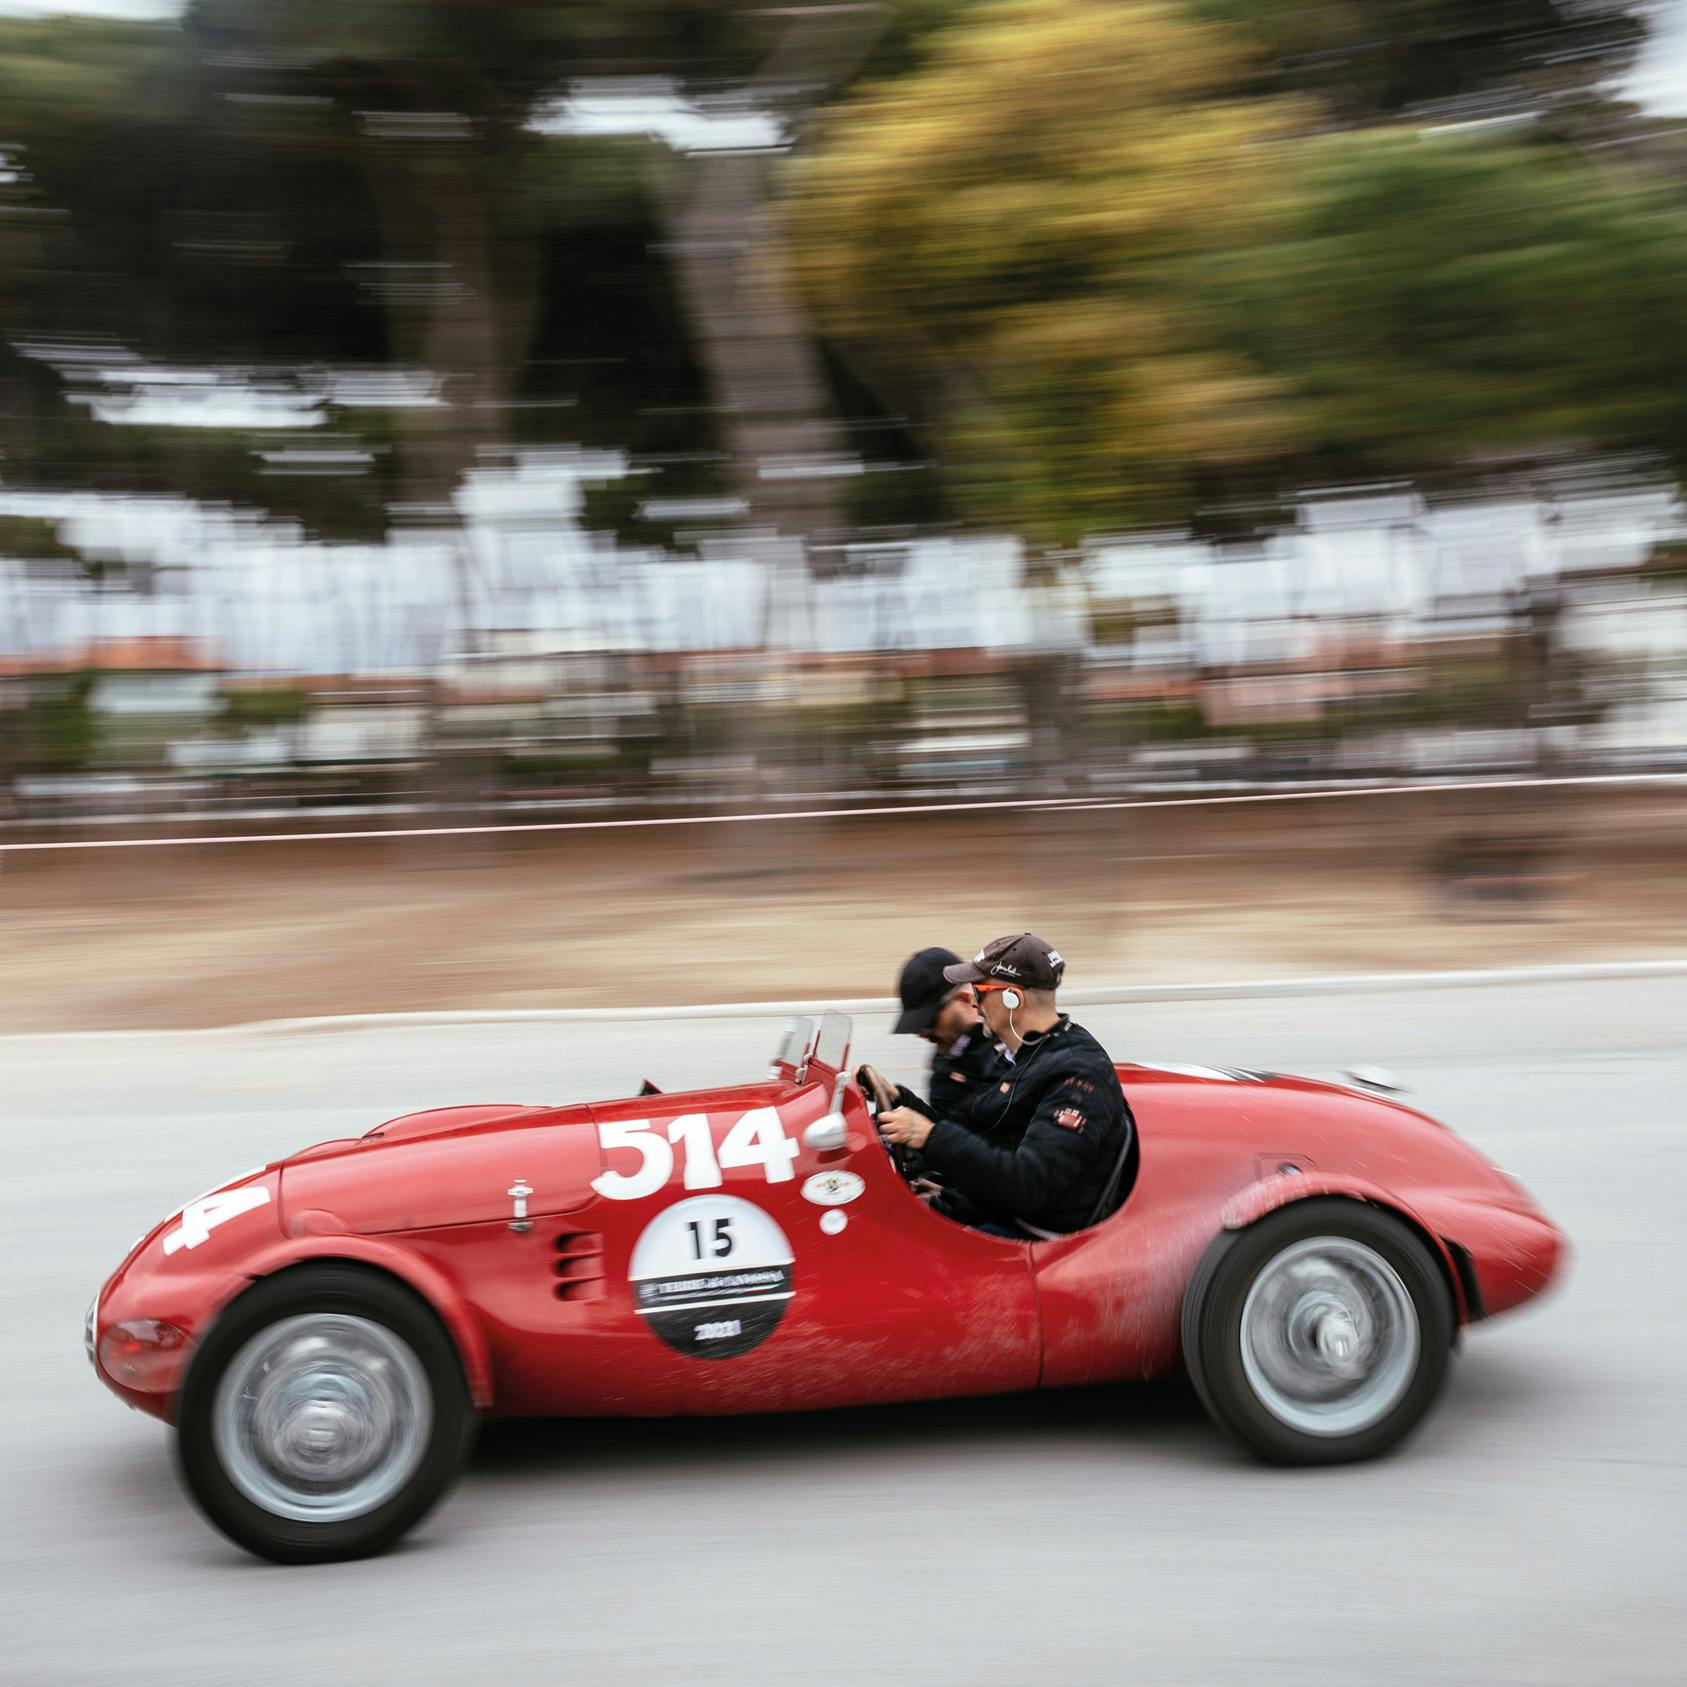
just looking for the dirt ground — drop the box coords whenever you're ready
[1,787,1683,1032]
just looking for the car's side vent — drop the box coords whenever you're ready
[553,1231,606,1303]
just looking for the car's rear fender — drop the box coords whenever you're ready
[235,1235,495,1409]
[1219,1174,1470,1325]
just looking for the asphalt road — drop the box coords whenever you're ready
[4,979,1684,1686]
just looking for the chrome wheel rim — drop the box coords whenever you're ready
[1239,1236,1419,1437]
[213,1314,431,1523]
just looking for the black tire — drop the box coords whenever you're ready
[174,1265,475,1564]
[1181,1199,1454,1466]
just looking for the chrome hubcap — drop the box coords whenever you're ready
[213,1314,431,1523]
[1240,1236,1419,1436]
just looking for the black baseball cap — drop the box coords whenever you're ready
[894,947,963,1035]
[944,933,1066,992]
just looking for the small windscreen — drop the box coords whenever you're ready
[812,1010,852,1075]
[773,1017,814,1072]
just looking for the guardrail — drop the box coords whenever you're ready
[3,772,1684,854]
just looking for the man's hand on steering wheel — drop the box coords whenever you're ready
[877,1105,934,1155]
[852,1067,930,1179]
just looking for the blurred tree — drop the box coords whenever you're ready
[0,12,671,525]
[1194,0,1646,123]
[786,0,1317,544]
[1217,131,1687,477]
[0,15,399,533]
[786,0,1687,542]
[0,5,952,560]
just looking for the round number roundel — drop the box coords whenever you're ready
[629,1195,794,1361]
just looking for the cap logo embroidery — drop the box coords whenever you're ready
[1047,950,1063,968]
[992,963,1021,977]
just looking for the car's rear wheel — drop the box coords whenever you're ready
[1182,1200,1454,1465]
[175,1265,473,1563]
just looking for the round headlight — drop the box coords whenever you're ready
[98,1319,191,1393]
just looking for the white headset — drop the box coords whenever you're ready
[1000,988,1022,1011]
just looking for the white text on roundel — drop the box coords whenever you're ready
[628,1195,795,1360]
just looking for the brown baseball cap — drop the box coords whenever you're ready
[943,933,1066,991]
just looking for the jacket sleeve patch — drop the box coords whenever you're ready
[1053,1108,1087,1132]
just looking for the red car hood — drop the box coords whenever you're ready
[274,1082,798,1237]
[278,1102,603,1235]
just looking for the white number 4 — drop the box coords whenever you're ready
[719,1107,799,1185]
[162,1185,271,1255]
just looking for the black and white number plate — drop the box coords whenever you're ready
[628,1195,795,1360]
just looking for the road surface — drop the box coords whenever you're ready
[4,978,1683,1685]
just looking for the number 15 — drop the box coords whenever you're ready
[687,1217,734,1259]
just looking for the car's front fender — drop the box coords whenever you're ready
[236,1233,496,1408]
[1220,1173,1470,1323]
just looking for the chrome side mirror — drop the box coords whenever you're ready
[804,1115,848,1152]
[804,1070,854,1151]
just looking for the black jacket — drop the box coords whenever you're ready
[918,1015,1131,1235]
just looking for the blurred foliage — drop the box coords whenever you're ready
[0,0,1680,579]
[0,514,79,563]
[786,0,1687,543]
[22,672,98,773]
[0,4,759,542]
[217,685,314,734]
[786,0,1317,545]
[1195,0,1645,119]
[1216,132,1687,474]
[1082,698,1207,746]
[0,2,970,555]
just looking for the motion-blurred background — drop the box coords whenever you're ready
[2,0,1686,1028]
[5,11,1687,1681]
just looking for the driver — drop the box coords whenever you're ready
[858,947,1004,1130]
[876,934,1132,1237]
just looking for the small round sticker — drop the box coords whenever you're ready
[801,1169,865,1208]
[629,1195,794,1361]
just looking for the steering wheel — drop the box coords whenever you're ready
[855,1066,914,1183]
[880,1121,913,1182]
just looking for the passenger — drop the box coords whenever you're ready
[875,934,1133,1237]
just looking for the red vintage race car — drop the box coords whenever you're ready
[87,1012,1564,1564]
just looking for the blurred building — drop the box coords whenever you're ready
[4,464,1687,820]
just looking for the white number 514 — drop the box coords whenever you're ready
[590,1109,799,1202]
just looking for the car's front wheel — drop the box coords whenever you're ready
[1181,1200,1454,1464]
[175,1265,473,1563]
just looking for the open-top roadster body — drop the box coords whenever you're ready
[88,1013,1564,1562]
